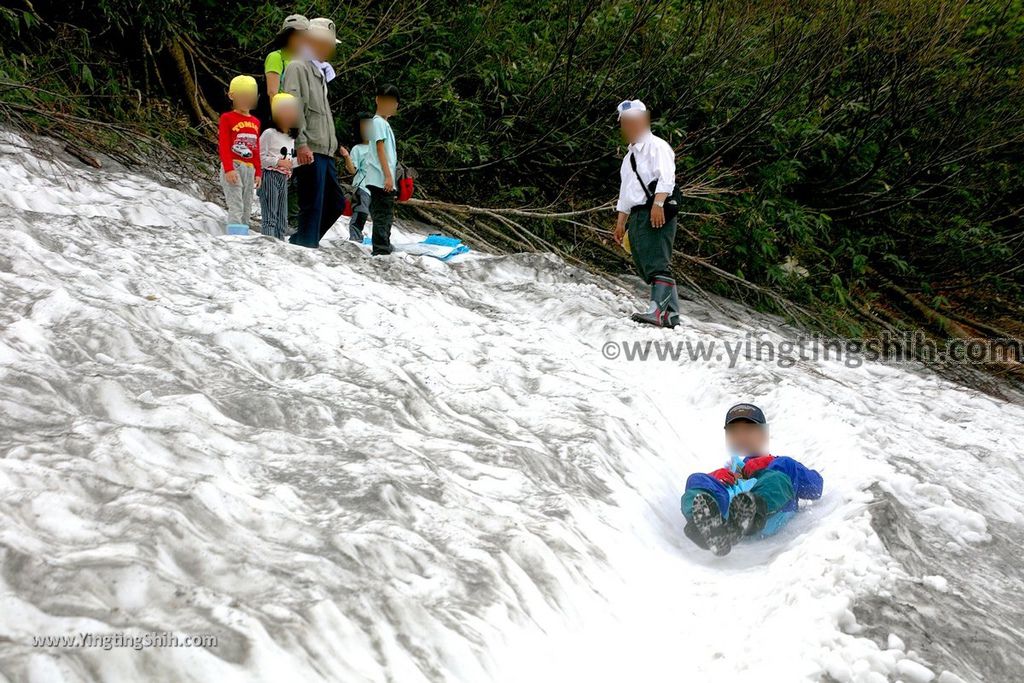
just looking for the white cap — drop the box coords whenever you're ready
[616,99,647,120]
[279,14,309,33]
[308,17,341,44]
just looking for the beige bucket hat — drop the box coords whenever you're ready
[308,17,341,44]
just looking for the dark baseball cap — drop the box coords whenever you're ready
[724,403,767,427]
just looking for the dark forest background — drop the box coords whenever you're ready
[2,0,1023,378]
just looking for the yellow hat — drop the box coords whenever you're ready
[229,75,258,95]
[271,92,298,116]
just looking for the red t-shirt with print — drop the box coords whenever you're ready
[218,111,262,177]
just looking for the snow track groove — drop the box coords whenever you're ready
[1,132,1022,683]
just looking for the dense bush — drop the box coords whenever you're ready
[2,0,1022,338]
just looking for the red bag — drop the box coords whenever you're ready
[396,162,415,202]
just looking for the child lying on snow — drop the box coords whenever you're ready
[681,403,823,556]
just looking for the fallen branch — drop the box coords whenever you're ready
[403,197,613,220]
[871,269,1024,372]
[675,252,825,327]
[939,307,1024,344]
[871,270,974,340]
[64,143,101,168]
[406,194,822,327]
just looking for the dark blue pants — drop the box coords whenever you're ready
[290,154,345,248]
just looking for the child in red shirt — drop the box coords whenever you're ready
[218,76,262,231]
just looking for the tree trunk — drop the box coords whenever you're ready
[166,37,215,125]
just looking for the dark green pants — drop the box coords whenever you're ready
[627,208,677,284]
[368,185,397,254]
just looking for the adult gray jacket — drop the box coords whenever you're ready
[281,60,339,156]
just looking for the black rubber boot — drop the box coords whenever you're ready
[630,276,680,329]
[683,520,709,550]
[690,492,738,556]
[728,492,768,536]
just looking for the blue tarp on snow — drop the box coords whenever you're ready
[361,234,470,261]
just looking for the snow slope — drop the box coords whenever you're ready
[1,131,1022,683]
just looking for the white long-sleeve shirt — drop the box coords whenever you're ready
[260,128,296,176]
[616,131,676,214]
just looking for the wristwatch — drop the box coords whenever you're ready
[654,200,665,207]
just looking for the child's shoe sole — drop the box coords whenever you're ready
[728,492,767,536]
[691,493,736,556]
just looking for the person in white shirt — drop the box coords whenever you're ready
[612,99,681,328]
[257,93,299,239]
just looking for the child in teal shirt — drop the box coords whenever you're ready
[364,84,400,255]
[340,112,374,242]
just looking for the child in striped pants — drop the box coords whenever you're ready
[258,93,300,239]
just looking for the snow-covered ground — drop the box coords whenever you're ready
[1,131,1022,683]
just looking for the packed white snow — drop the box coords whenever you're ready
[1,131,1022,683]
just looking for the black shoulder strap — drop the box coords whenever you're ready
[629,151,655,202]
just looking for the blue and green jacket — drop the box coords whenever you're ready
[681,454,823,536]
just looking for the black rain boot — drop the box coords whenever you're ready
[690,492,738,556]
[728,492,768,536]
[683,521,710,550]
[631,276,680,329]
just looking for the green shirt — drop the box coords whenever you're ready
[350,143,370,190]
[363,114,397,190]
[264,49,291,75]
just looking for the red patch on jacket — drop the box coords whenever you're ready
[741,455,775,479]
[709,468,738,485]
